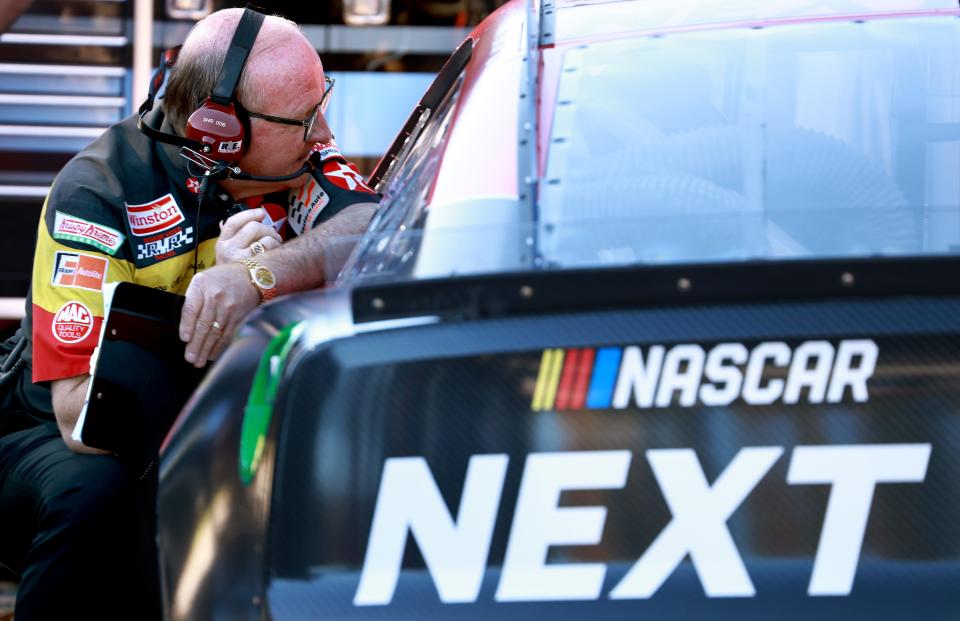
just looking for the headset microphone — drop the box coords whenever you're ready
[223,160,315,182]
[178,143,315,183]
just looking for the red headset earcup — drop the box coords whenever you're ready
[185,100,246,162]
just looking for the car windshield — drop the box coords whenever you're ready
[539,16,960,268]
[346,15,960,283]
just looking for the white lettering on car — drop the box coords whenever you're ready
[354,455,508,605]
[786,444,930,595]
[587,340,879,410]
[495,451,631,602]
[355,444,930,605]
[610,447,783,599]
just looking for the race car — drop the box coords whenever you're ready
[156,0,960,619]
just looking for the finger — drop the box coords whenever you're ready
[252,222,283,244]
[259,236,282,251]
[233,221,282,248]
[191,316,227,368]
[207,326,233,362]
[183,294,219,366]
[219,207,264,239]
[179,280,204,345]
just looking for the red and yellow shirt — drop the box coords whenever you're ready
[24,109,377,385]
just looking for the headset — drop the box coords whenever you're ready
[138,6,313,183]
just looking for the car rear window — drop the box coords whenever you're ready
[539,16,960,268]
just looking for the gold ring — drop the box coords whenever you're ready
[211,320,224,331]
[250,241,265,255]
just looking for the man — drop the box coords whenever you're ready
[0,8,378,619]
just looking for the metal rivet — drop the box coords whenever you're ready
[520,285,534,299]
[110,328,117,336]
[371,297,385,310]
[96,392,103,400]
[677,278,692,292]
[251,596,261,607]
[841,272,855,287]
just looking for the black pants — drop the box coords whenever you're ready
[0,421,162,621]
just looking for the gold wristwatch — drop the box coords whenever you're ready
[240,258,277,302]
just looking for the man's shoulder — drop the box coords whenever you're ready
[65,114,152,177]
[50,113,174,218]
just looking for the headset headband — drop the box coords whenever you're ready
[211,7,264,107]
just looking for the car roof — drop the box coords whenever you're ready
[551,0,960,45]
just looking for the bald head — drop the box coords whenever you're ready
[162,8,320,132]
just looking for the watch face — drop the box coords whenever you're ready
[253,266,276,289]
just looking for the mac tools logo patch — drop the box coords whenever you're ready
[51,301,94,344]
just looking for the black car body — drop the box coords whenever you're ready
[157,0,960,618]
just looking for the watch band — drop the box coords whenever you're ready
[240,257,277,302]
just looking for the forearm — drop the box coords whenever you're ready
[178,202,377,368]
[263,202,377,294]
[51,375,110,454]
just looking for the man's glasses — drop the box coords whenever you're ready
[246,76,335,142]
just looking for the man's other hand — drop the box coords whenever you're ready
[215,207,282,265]
[179,263,259,368]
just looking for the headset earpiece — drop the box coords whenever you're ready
[183,7,264,163]
[185,99,246,161]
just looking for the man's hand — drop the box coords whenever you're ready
[215,207,282,265]
[179,263,260,368]
[180,202,379,368]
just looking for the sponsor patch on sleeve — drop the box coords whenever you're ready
[53,211,124,255]
[51,300,94,344]
[125,193,185,236]
[287,177,330,236]
[51,251,108,292]
[322,160,375,194]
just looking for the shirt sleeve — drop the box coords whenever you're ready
[30,182,134,383]
[286,143,380,238]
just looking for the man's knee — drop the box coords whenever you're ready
[38,453,138,538]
